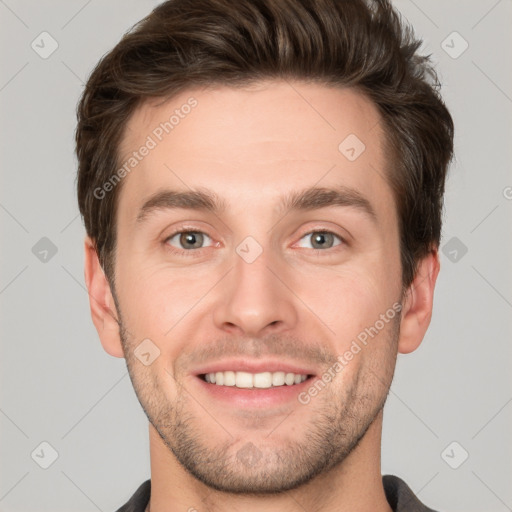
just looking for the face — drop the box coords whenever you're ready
[110,81,404,493]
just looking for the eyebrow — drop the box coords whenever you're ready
[135,185,377,225]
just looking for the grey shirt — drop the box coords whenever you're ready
[115,474,439,511]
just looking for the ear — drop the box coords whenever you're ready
[83,236,124,358]
[398,248,440,354]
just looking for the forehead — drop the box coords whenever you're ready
[116,80,393,226]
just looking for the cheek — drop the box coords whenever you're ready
[295,261,398,340]
[116,261,216,341]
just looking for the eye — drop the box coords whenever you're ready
[165,230,213,251]
[296,230,344,250]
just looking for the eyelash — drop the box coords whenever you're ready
[162,228,347,257]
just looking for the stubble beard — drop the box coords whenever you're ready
[118,315,400,495]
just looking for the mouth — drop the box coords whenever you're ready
[199,370,312,388]
[191,360,317,408]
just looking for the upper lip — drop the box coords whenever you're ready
[192,358,317,377]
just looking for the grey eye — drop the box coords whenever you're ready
[167,231,212,250]
[297,231,342,250]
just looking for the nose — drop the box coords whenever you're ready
[212,245,299,337]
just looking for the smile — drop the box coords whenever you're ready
[202,371,309,388]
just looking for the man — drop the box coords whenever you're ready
[76,0,454,510]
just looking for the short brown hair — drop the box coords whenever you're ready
[75,0,454,294]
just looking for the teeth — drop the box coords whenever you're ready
[223,371,236,386]
[204,371,308,388]
[272,372,285,386]
[236,371,254,388]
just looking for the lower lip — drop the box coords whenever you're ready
[193,375,315,408]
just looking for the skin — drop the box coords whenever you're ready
[84,80,439,512]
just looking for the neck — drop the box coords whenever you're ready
[146,409,392,512]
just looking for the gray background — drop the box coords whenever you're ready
[0,1,511,511]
